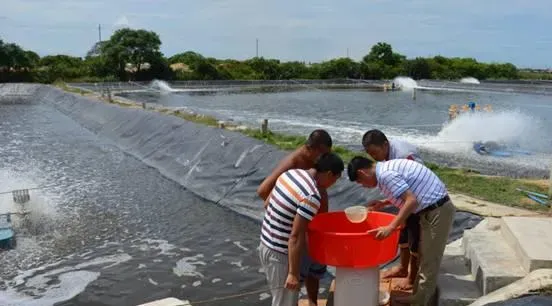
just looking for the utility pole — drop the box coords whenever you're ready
[347,48,350,58]
[98,24,102,42]
[256,38,259,58]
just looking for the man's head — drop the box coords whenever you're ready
[306,129,332,158]
[313,152,344,189]
[347,156,377,188]
[362,129,389,161]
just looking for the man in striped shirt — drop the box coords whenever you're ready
[347,157,455,306]
[259,152,344,306]
[362,129,423,290]
[257,129,332,305]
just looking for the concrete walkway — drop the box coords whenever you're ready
[449,193,543,217]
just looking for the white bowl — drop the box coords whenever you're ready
[344,206,368,223]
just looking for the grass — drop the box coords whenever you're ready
[55,82,551,212]
[54,81,91,96]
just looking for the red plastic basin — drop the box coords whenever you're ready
[307,211,400,268]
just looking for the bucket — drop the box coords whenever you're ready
[307,211,400,268]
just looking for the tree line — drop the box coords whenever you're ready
[1,28,550,83]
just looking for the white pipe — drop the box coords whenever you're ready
[334,267,380,306]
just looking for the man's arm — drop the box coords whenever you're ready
[257,155,296,202]
[287,214,308,281]
[287,195,321,290]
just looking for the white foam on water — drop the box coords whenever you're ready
[233,241,249,251]
[137,239,179,256]
[460,77,481,84]
[393,76,419,91]
[211,278,221,283]
[0,271,100,306]
[192,281,202,287]
[259,293,271,301]
[230,260,243,268]
[173,254,206,278]
[148,278,159,286]
[0,253,132,306]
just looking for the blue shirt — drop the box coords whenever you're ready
[375,159,447,213]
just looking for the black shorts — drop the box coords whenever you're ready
[399,213,420,254]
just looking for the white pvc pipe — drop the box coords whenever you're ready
[334,267,380,306]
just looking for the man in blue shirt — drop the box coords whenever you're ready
[347,157,455,306]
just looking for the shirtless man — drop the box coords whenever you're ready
[257,129,332,305]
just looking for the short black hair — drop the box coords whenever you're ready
[347,156,374,181]
[361,129,388,148]
[314,152,344,175]
[306,129,332,149]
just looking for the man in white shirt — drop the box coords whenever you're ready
[361,129,422,289]
[347,157,455,306]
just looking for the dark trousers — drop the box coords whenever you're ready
[399,213,420,254]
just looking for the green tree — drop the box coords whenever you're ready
[246,57,282,79]
[168,51,205,66]
[402,57,432,80]
[101,28,164,80]
[279,61,310,79]
[363,42,405,67]
[319,58,360,79]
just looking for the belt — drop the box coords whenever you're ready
[417,195,450,215]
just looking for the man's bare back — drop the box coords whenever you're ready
[257,147,328,211]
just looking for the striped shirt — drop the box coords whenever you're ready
[260,169,321,254]
[388,139,423,163]
[375,159,447,213]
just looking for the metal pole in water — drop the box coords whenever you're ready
[412,88,417,100]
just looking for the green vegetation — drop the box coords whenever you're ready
[3,30,551,83]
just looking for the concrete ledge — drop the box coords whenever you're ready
[439,252,481,306]
[450,194,540,217]
[500,217,552,272]
[463,221,526,294]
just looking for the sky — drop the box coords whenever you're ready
[0,0,551,68]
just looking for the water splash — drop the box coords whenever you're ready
[427,110,550,154]
[392,77,418,91]
[150,80,177,93]
[460,77,480,84]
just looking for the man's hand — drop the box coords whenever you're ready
[285,273,300,291]
[372,225,396,240]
